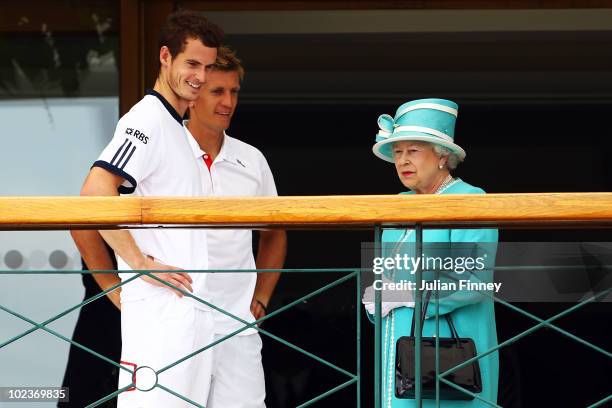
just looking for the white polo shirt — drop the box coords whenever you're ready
[184,123,278,335]
[94,91,208,307]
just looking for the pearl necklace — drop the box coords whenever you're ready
[434,174,454,194]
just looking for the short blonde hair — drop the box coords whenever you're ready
[213,45,244,81]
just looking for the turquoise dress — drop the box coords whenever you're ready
[376,179,499,408]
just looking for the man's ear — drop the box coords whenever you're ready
[159,46,172,68]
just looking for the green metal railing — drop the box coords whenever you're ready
[2,230,612,407]
[0,267,362,407]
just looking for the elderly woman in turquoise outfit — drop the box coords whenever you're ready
[365,98,499,407]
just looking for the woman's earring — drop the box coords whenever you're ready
[439,164,444,170]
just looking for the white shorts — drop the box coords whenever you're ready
[207,333,266,408]
[118,293,214,408]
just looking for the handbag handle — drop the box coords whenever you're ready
[409,290,432,337]
[409,289,462,347]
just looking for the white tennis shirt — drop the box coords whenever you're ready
[184,123,278,335]
[94,91,209,307]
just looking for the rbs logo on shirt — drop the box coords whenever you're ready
[125,128,149,144]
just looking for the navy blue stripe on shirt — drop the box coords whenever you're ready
[113,141,133,168]
[92,160,137,194]
[146,89,184,125]
[120,146,136,170]
[110,138,129,166]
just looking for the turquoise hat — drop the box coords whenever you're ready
[372,98,466,163]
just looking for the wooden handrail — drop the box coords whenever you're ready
[1,193,612,229]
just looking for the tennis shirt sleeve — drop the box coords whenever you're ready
[258,153,278,197]
[93,111,161,194]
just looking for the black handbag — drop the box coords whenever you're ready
[395,291,482,400]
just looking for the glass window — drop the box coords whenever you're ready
[0,1,119,98]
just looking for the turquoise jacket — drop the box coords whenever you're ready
[374,179,499,408]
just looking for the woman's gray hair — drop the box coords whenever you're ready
[432,144,462,171]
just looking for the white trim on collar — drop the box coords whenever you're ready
[215,132,241,165]
[182,122,242,165]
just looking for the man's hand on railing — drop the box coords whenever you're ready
[138,256,193,297]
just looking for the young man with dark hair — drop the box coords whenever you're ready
[71,10,223,407]
[185,46,287,407]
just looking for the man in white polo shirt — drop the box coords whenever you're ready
[71,10,223,407]
[185,46,287,408]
